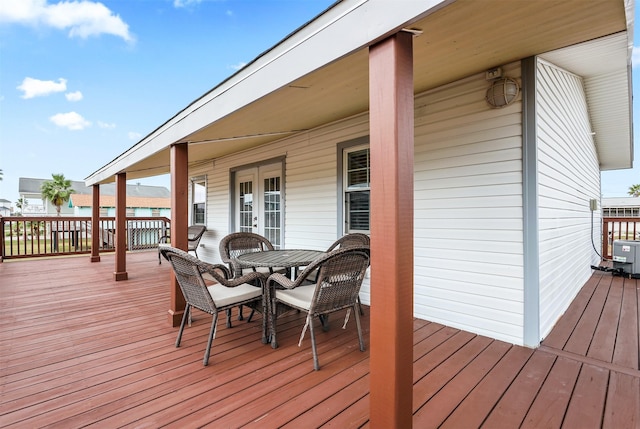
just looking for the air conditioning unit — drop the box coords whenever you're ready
[612,240,640,276]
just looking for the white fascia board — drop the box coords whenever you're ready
[85,0,449,185]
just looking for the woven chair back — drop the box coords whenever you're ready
[164,248,217,314]
[310,247,370,315]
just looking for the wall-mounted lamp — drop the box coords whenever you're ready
[485,76,520,108]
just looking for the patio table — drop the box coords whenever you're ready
[236,249,325,271]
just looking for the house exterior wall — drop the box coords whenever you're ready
[413,63,525,344]
[535,59,601,338]
[193,60,602,346]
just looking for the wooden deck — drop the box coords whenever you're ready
[1,253,638,428]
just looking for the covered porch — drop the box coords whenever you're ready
[1,252,638,427]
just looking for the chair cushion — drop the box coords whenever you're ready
[207,283,262,308]
[275,285,315,310]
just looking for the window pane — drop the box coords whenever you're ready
[193,203,205,224]
[347,191,370,231]
[347,149,370,189]
[192,178,206,224]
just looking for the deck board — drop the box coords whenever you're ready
[1,253,639,428]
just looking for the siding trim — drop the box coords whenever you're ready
[522,56,540,347]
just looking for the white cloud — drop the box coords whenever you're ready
[0,0,134,43]
[230,62,247,71]
[17,77,67,99]
[65,90,83,101]
[97,121,115,129]
[128,131,142,141]
[173,0,202,8]
[49,111,91,130]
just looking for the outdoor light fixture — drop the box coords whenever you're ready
[485,76,520,108]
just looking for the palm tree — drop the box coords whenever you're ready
[0,168,3,181]
[628,184,640,198]
[41,174,75,216]
[15,197,27,214]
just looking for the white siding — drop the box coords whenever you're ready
[413,63,525,344]
[536,60,601,338]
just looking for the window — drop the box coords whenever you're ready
[191,176,206,225]
[343,144,370,233]
[126,208,135,217]
[151,208,161,217]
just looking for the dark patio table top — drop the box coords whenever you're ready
[236,249,325,269]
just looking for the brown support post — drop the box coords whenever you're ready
[113,173,128,281]
[90,184,101,262]
[168,143,189,327]
[369,31,414,428]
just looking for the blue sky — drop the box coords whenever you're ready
[0,0,638,207]
[0,0,335,205]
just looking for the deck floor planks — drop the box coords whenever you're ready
[602,371,640,428]
[480,350,557,428]
[564,275,613,356]
[439,345,534,428]
[562,363,610,429]
[1,253,639,427]
[613,278,640,369]
[519,356,583,428]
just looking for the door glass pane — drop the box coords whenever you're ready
[239,181,253,233]
[263,176,281,249]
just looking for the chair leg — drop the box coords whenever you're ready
[226,308,233,328]
[357,296,364,316]
[354,304,365,352]
[238,305,244,321]
[203,312,218,366]
[309,316,320,370]
[271,302,279,349]
[247,308,255,323]
[158,249,162,265]
[175,304,190,347]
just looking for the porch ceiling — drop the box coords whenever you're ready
[87,0,632,184]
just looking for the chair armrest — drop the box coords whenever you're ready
[198,261,231,280]
[159,235,170,244]
[267,273,295,289]
[205,267,265,288]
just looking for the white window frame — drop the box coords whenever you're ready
[191,176,207,225]
[338,138,370,235]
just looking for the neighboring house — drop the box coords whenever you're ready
[602,197,640,217]
[0,199,11,216]
[18,177,170,217]
[85,0,633,354]
[69,194,171,218]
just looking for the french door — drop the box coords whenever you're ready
[234,163,282,248]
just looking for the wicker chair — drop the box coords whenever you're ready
[308,233,370,314]
[158,225,207,264]
[160,246,267,366]
[267,245,370,370]
[219,232,285,322]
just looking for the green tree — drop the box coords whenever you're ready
[41,174,75,216]
[628,184,640,197]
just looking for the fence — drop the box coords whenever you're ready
[0,216,170,261]
[602,216,640,259]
